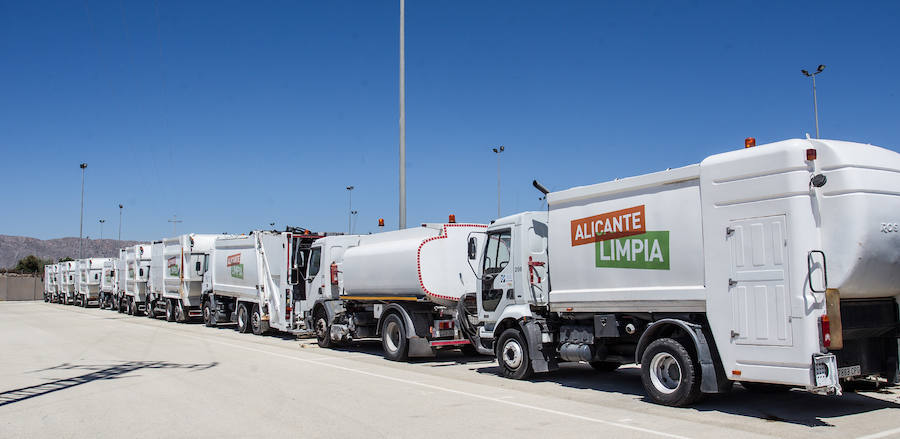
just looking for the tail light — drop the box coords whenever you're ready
[820,315,832,348]
[437,320,454,330]
[330,263,339,285]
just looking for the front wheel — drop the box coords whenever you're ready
[251,304,268,335]
[165,300,176,322]
[202,299,214,327]
[640,338,702,406]
[496,328,534,380]
[314,309,334,348]
[380,313,409,362]
[146,300,156,319]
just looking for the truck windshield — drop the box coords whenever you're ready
[308,247,322,277]
[483,230,511,274]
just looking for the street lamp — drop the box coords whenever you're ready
[346,186,355,234]
[351,210,358,234]
[168,215,183,235]
[398,0,406,230]
[79,163,87,259]
[99,219,106,241]
[492,146,505,217]
[801,64,826,138]
[118,204,123,246]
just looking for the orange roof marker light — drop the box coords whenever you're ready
[744,137,756,148]
[378,218,385,228]
[448,214,456,223]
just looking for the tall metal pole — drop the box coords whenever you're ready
[99,219,105,241]
[79,163,87,259]
[118,204,123,245]
[168,215,182,235]
[812,75,820,139]
[398,0,406,230]
[492,146,504,217]
[346,186,354,234]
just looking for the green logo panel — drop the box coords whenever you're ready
[230,264,244,279]
[595,231,670,270]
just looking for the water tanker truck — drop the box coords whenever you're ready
[302,219,486,360]
[121,244,152,315]
[468,138,900,406]
[201,229,322,334]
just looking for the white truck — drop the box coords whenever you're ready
[146,234,220,322]
[468,138,900,406]
[110,248,126,311]
[60,261,77,305]
[43,264,58,302]
[75,258,113,307]
[202,229,321,334]
[145,241,165,318]
[121,244,152,315]
[303,219,486,360]
[99,258,117,309]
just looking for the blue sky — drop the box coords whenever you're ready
[1,1,898,241]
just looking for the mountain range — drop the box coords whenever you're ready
[0,235,141,268]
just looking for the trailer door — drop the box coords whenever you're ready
[727,215,793,347]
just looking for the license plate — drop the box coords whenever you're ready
[838,365,861,378]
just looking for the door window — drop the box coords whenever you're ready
[482,230,511,312]
[308,247,322,277]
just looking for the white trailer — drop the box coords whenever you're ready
[201,230,321,334]
[146,234,219,322]
[302,220,487,360]
[121,244,152,315]
[99,258,117,309]
[60,261,77,305]
[75,258,113,307]
[471,138,900,406]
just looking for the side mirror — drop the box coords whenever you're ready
[290,268,299,285]
[468,237,477,260]
[195,261,202,273]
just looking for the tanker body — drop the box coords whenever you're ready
[201,230,321,334]
[76,258,113,307]
[303,220,486,361]
[99,259,117,309]
[472,138,900,406]
[122,244,151,315]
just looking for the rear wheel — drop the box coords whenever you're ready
[202,299,214,327]
[251,304,268,335]
[165,300,176,322]
[237,303,250,333]
[127,298,134,315]
[640,338,702,406]
[496,328,534,380]
[381,313,409,362]
[146,300,156,319]
[314,309,334,348]
[590,361,622,372]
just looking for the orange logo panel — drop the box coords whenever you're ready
[570,205,645,246]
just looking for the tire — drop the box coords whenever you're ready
[82,295,89,307]
[251,304,268,335]
[314,309,334,348]
[640,338,702,407]
[590,361,622,372]
[166,300,176,322]
[496,328,534,380]
[380,313,409,362]
[126,298,134,316]
[146,300,156,319]
[237,303,251,333]
[202,299,213,327]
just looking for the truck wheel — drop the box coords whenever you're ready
[496,328,534,380]
[251,304,268,335]
[381,313,409,362]
[590,361,622,372]
[640,338,702,406]
[314,309,334,348]
[145,300,155,318]
[127,298,134,315]
[237,304,251,333]
[166,300,176,322]
[202,299,214,327]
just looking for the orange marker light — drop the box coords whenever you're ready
[448,214,456,223]
[806,148,817,161]
[378,218,385,227]
[732,370,742,376]
[744,137,756,148]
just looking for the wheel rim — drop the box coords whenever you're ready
[384,320,401,353]
[203,304,210,323]
[649,352,682,394]
[251,310,260,332]
[502,338,524,370]
[316,317,328,341]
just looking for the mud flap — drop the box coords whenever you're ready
[521,319,556,374]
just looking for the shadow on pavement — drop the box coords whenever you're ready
[473,362,900,427]
[0,361,218,408]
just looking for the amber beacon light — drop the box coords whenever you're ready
[744,137,756,148]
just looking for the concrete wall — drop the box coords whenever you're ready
[0,275,43,301]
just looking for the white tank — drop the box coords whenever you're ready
[341,223,487,307]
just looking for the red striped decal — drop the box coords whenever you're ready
[416,223,488,302]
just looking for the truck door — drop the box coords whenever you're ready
[478,228,514,329]
[727,215,793,347]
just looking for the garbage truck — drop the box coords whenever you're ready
[302,218,487,360]
[201,229,322,334]
[75,258,113,307]
[146,234,219,322]
[467,138,900,406]
[60,260,77,305]
[122,244,152,315]
[110,248,126,311]
[99,259,117,309]
[145,242,165,318]
[44,264,58,302]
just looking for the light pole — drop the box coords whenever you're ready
[801,65,826,138]
[118,204,123,246]
[346,186,354,234]
[351,210,358,234]
[79,163,87,259]
[492,146,505,217]
[398,0,406,230]
[270,222,275,230]
[168,215,182,235]
[99,219,105,241]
